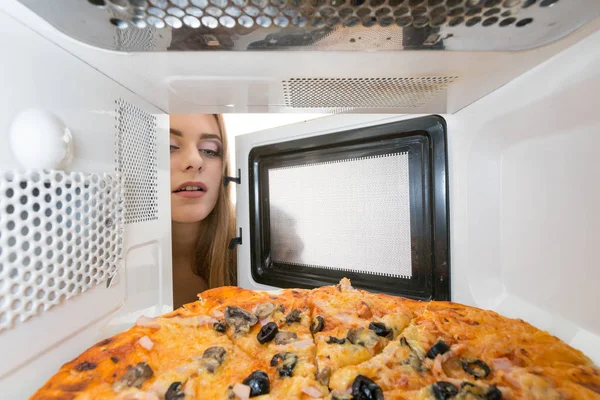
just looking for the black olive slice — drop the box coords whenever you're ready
[270,352,298,377]
[257,322,279,344]
[426,339,450,359]
[351,375,384,400]
[486,384,503,400]
[311,316,325,334]
[431,381,458,400]
[213,321,226,333]
[368,322,392,338]
[326,336,346,344]
[461,359,491,379]
[242,370,270,397]
[285,309,302,324]
[165,382,185,400]
[270,353,282,366]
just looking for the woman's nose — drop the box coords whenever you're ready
[183,147,204,171]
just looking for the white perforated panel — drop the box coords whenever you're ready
[0,170,124,331]
[268,153,412,278]
[116,99,158,224]
[282,77,457,109]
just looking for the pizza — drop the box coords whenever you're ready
[31,279,600,400]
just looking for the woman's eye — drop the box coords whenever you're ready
[198,141,222,158]
[199,149,221,157]
[169,145,179,153]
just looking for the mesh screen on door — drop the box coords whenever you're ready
[268,153,411,278]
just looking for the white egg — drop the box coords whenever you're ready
[9,109,74,170]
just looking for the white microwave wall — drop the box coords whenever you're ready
[0,8,173,399]
[452,32,600,362]
[0,1,599,398]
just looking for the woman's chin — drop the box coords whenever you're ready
[171,209,211,224]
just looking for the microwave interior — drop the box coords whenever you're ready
[1,0,600,397]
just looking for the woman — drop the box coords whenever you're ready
[169,114,236,308]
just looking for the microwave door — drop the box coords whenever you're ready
[234,114,450,301]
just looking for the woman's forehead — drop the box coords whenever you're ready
[169,114,221,139]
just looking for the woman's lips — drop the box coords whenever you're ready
[172,181,208,198]
[173,190,206,198]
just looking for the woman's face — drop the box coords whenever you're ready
[170,114,224,223]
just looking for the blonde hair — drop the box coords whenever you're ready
[193,114,237,287]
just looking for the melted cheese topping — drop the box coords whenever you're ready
[31,282,600,400]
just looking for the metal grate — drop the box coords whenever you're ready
[282,76,457,108]
[18,0,596,51]
[89,0,546,31]
[115,99,158,224]
[115,24,157,51]
[268,153,412,278]
[0,170,124,331]
[312,25,404,50]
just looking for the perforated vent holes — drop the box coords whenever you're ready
[115,99,158,224]
[0,170,124,331]
[90,0,549,32]
[115,25,156,51]
[283,77,458,108]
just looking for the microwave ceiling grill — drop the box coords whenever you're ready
[282,76,458,108]
[17,0,600,51]
[311,24,405,50]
